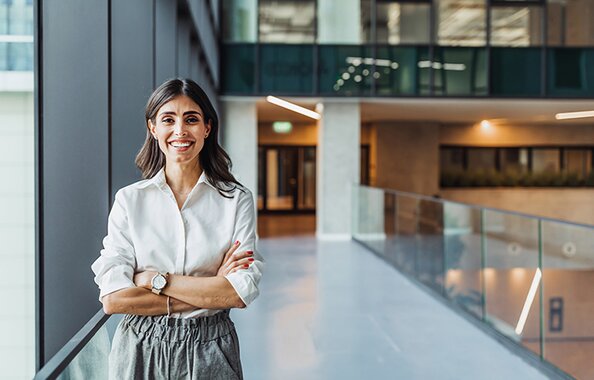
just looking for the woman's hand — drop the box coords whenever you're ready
[133,271,156,289]
[217,240,254,277]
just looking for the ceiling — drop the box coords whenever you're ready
[228,96,594,125]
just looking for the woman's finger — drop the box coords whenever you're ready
[222,240,241,265]
[228,263,251,274]
[228,259,253,272]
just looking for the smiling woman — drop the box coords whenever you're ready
[91,78,264,379]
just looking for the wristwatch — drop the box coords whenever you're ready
[151,272,168,295]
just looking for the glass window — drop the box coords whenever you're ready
[376,2,431,44]
[317,0,365,44]
[533,149,560,173]
[318,45,374,95]
[0,2,35,378]
[547,0,594,46]
[259,44,314,94]
[361,0,372,43]
[436,0,486,46]
[376,46,430,95]
[258,0,316,43]
[563,149,592,178]
[467,148,496,170]
[441,148,465,171]
[432,47,488,96]
[491,6,543,46]
[500,148,529,173]
[222,0,258,42]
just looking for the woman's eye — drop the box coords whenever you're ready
[186,117,199,123]
[162,118,174,123]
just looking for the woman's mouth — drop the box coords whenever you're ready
[169,140,194,152]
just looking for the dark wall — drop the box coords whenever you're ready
[36,0,220,368]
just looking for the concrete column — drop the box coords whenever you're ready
[221,99,258,198]
[317,101,360,239]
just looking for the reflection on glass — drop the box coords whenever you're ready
[547,48,594,97]
[500,148,529,173]
[563,149,592,179]
[360,0,372,43]
[57,325,111,380]
[467,148,496,171]
[436,0,486,46]
[542,220,594,379]
[222,0,258,42]
[375,46,429,95]
[547,0,594,46]
[259,44,313,94]
[317,0,365,44]
[298,147,316,209]
[377,2,430,44]
[444,203,483,317]
[417,198,445,292]
[0,0,34,377]
[258,0,315,43]
[221,44,256,94]
[266,148,296,210]
[440,147,465,171]
[395,195,419,275]
[1,0,34,35]
[491,7,543,46]
[484,211,541,356]
[318,45,373,95]
[532,149,560,173]
[491,47,542,96]
[432,47,487,95]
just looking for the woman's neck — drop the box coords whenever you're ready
[164,160,201,195]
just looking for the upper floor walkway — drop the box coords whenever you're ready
[234,236,551,380]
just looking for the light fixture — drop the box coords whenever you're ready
[555,110,594,120]
[480,120,491,129]
[515,268,542,335]
[266,96,321,120]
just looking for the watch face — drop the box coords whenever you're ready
[153,275,166,289]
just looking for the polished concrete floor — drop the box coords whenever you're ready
[231,237,548,380]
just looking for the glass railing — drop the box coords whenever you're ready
[34,310,121,380]
[222,43,594,99]
[352,184,594,379]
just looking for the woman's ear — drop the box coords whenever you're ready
[148,119,157,139]
[205,120,212,137]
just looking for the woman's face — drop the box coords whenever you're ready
[149,95,211,166]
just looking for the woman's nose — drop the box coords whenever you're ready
[173,122,187,136]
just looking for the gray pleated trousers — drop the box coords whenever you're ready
[108,310,243,380]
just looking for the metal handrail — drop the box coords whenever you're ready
[34,309,109,380]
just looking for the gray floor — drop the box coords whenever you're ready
[231,237,548,380]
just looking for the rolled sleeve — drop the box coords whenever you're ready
[91,190,137,301]
[224,188,264,307]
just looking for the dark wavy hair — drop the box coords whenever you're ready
[135,78,243,197]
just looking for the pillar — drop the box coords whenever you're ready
[317,100,360,239]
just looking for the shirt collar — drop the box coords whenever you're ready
[141,167,216,191]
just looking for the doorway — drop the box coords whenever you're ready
[258,145,316,214]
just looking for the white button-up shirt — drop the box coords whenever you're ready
[91,167,264,318]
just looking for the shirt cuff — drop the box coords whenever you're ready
[97,265,136,301]
[224,271,259,307]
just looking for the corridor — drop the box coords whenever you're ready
[231,237,548,380]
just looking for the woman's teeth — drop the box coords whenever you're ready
[170,142,192,147]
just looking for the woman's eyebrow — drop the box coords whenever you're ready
[158,110,203,117]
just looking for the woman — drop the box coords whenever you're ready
[91,78,263,379]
